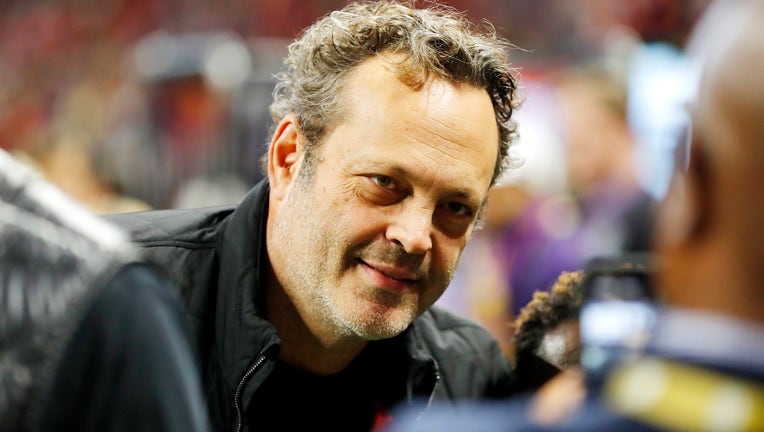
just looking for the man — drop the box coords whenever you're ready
[0,149,210,431]
[106,1,521,430]
[389,0,764,430]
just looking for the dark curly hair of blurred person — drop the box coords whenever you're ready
[513,271,584,392]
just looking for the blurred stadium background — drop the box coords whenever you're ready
[0,0,706,212]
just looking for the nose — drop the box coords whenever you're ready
[386,206,433,255]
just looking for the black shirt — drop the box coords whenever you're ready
[246,343,406,431]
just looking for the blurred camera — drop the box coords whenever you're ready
[579,255,657,374]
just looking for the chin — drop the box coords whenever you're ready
[347,308,416,340]
[335,290,420,339]
[354,324,410,341]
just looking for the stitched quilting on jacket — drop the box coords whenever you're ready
[106,179,516,431]
[0,151,135,431]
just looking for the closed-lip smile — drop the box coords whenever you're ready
[359,259,419,293]
[361,259,418,281]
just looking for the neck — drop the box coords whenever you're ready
[659,243,764,328]
[265,271,367,375]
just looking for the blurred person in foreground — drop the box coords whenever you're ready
[512,271,583,394]
[386,0,764,430]
[0,149,209,431]
[105,1,522,430]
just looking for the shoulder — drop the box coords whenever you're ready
[412,306,515,397]
[40,262,211,432]
[389,397,529,432]
[103,207,232,297]
[103,179,271,249]
[96,263,183,314]
[392,398,647,432]
[104,206,235,248]
[414,306,503,354]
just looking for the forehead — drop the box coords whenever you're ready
[326,55,499,191]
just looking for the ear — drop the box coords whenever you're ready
[267,114,303,201]
[653,146,708,251]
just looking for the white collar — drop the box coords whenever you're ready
[650,308,764,371]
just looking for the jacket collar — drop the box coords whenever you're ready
[214,179,439,417]
[648,308,764,381]
[215,179,280,390]
[399,323,441,401]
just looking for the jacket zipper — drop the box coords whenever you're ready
[232,351,440,428]
[416,365,441,420]
[425,372,440,409]
[233,353,268,432]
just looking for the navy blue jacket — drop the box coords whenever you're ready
[387,311,764,432]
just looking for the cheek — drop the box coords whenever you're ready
[442,236,468,264]
[417,285,447,314]
[326,202,390,254]
[427,239,465,290]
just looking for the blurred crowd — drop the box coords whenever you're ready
[0,0,710,356]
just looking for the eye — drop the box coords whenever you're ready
[435,201,477,237]
[445,202,473,218]
[371,175,396,190]
[357,174,405,206]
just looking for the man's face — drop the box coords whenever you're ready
[268,56,499,341]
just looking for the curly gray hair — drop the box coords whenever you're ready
[268,0,520,184]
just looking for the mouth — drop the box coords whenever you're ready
[358,259,419,294]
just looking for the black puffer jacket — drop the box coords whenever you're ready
[106,179,516,431]
[1,150,211,432]
[0,151,134,430]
